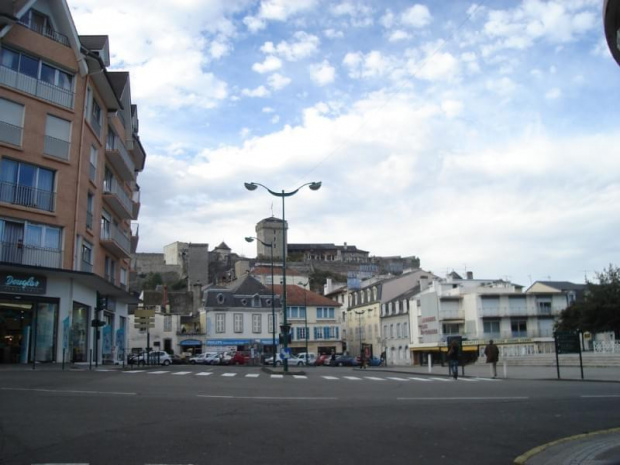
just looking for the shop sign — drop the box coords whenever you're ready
[0,272,46,294]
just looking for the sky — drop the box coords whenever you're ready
[68,0,620,287]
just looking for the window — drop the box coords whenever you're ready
[287,306,306,319]
[390,324,394,338]
[104,255,115,283]
[90,98,102,136]
[296,327,308,340]
[442,323,460,335]
[0,98,24,146]
[383,324,388,338]
[313,327,323,340]
[216,313,225,333]
[101,210,111,241]
[403,322,408,338]
[268,314,277,333]
[44,115,71,160]
[81,240,93,272]
[483,319,500,335]
[0,159,55,211]
[0,46,74,107]
[316,307,335,319]
[511,319,527,337]
[89,146,98,181]
[86,192,94,229]
[120,268,127,286]
[234,313,243,333]
[164,315,172,332]
[397,323,401,338]
[252,314,261,333]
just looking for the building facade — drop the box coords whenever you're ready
[0,0,146,365]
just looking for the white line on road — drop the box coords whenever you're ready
[387,377,410,381]
[344,376,362,380]
[122,370,143,374]
[172,372,192,375]
[196,372,213,376]
[293,375,307,379]
[429,377,452,382]
[408,377,432,382]
[245,374,260,378]
[147,371,170,375]
[222,373,237,377]
[581,395,620,398]
[270,374,283,379]
[197,395,338,400]
[363,377,386,381]
[1,387,136,396]
[322,376,339,380]
[458,378,479,382]
[397,396,529,401]
[474,377,501,381]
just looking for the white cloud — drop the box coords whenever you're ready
[401,4,432,28]
[267,73,292,90]
[241,85,271,97]
[545,88,562,100]
[243,15,267,33]
[260,31,320,61]
[441,100,463,118]
[257,0,318,21]
[388,30,412,42]
[309,60,336,86]
[324,28,344,39]
[485,77,517,95]
[343,51,393,79]
[252,55,283,74]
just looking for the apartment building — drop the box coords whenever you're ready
[0,0,146,365]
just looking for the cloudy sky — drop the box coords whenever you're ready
[69,0,620,286]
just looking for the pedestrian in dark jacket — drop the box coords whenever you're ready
[484,340,500,378]
[447,340,460,379]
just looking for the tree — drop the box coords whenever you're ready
[556,265,620,337]
[142,272,163,290]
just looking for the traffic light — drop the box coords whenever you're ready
[91,319,106,327]
[96,291,107,311]
[278,332,292,344]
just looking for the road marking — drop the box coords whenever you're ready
[196,372,213,376]
[344,376,362,380]
[245,374,260,378]
[1,387,136,396]
[364,377,386,381]
[581,395,620,398]
[474,377,501,381]
[397,396,529,401]
[387,377,409,381]
[293,375,307,379]
[322,376,339,380]
[458,378,479,382]
[197,395,338,400]
[222,373,237,377]
[172,371,191,376]
[408,377,432,382]
[123,370,143,374]
[270,374,283,379]
[147,371,170,375]
[429,377,451,382]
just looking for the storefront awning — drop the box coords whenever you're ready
[179,339,202,346]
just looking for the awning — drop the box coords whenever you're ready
[179,339,202,346]
[411,345,479,352]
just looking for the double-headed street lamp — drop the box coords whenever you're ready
[245,236,276,367]
[244,181,322,371]
[298,281,309,363]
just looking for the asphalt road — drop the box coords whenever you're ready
[1,365,619,465]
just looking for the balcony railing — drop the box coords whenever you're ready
[18,20,70,47]
[100,222,131,257]
[480,305,563,318]
[0,65,74,109]
[103,178,133,219]
[0,120,23,146]
[0,241,62,268]
[0,181,55,212]
[43,135,70,160]
[105,136,135,181]
[419,328,556,345]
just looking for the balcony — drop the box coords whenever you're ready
[0,65,74,109]
[17,20,70,47]
[100,222,131,259]
[0,181,55,212]
[0,241,62,268]
[43,135,70,161]
[102,178,133,219]
[132,188,141,218]
[0,120,22,146]
[130,222,139,253]
[105,136,135,182]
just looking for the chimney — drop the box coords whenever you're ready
[467,271,474,280]
[419,276,429,290]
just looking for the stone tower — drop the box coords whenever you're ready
[255,217,287,260]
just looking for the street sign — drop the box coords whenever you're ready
[134,321,155,329]
[135,308,155,318]
[555,331,580,354]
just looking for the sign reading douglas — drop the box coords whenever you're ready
[0,272,46,294]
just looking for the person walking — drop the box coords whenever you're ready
[484,339,500,378]
[380,351,386,367]
[447,340,460,379]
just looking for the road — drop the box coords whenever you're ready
[1,365,619,465]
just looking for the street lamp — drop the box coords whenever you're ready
[244,181,322,372]
[355,310,364,362]
[298,281,309,365]
[245,236,276,367]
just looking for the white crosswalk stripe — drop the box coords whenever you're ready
[344,376,362,380]
[222,373,237,377]
[196,372,213,376]
[429,377,452,382]
[474,377,501,381]
[123,370,143,374]
[458,378,479,382]
[322,376,339,380]
[409,377,432,382]
[271,374,284,379]
[364,377,386,381]
[245,373,260,378]
[172,371,191,376]
[387,377,409,381]
[293,375,307,379]
[147,371,170,375]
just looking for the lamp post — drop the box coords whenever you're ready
[245,236,276,367]
[298,281,309,365]
[355,310,364,362]
[244,181,322,372]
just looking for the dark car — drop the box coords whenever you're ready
[330,355,358,367]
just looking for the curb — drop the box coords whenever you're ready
[513,427,620,464]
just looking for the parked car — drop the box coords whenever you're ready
[217,351,234,365]
[230,351,250,365]
[314,354,329,366]
[189,352,218,365]
[130,350,173,366]
[264,354,305,366]
[296,352,316,365]
[356,355,381,366]
[171,354,185,364]
[330,355,358,367]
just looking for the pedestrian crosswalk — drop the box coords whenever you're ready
[121,370,501,383]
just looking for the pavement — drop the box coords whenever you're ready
[2,360,620,464]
